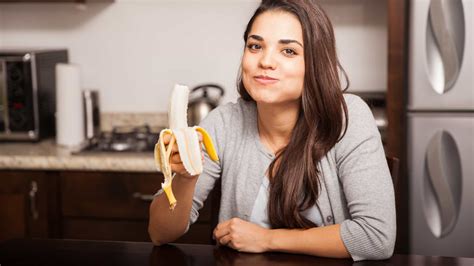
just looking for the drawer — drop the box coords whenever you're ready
[61,172,162,219]
[61,171,214,222]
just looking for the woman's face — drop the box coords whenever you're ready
[242,11,305,105]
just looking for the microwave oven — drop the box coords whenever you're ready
[0,49,68,141]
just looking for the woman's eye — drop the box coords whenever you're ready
[247,44,261,51]
[283,48,297,56]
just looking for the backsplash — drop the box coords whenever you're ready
[100,112,167,132]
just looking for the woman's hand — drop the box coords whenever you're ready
[162,132,204,179]
[213,218,272,253]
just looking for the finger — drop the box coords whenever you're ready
[197,132,203,142]
[170,153,182,164]
[213,226,218,240]
[214,220,233,239]
[160,134,179,154]
[219,234,232,246]
[171,163,187,176]
[169,142,179,153]
[214,227,230,240]
[227,241,239,252]
[162,133,170,143]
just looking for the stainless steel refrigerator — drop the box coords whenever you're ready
[408,0,474,258]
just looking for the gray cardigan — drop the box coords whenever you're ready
[188,94,396,261]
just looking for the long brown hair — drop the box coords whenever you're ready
[237,0,349,229]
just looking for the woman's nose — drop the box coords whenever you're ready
[259,50,277,70]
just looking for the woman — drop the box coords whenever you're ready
[148,0,396,261]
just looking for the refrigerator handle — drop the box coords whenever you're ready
[426,0,465,94]
[424,131,462,238]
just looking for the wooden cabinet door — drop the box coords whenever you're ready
[60,171,162,219]
[59,171,218,244]
[0,171,58,241]
[60,171,162,242]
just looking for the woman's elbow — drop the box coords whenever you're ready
[355,242,395,261]
[376,242,395,260]
[148,222,189,246]
[150,238,163,246]
[148,225,165,246]
[371,233,396,260]
[381,224,397,259]
[349,225,396,261]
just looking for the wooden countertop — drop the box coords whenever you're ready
[0,238,473,266]
[0,139,157,172]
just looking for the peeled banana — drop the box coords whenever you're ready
[154,84,219,210]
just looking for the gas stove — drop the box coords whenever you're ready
[78,124,162,153]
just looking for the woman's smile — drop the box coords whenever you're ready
[254,75,279,85]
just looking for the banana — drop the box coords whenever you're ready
[154,84,219,210]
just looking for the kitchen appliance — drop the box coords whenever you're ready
[0,49,68,141]
[77,124,161,153]
[407,0,473,257]
[187,84,224,126]
[83,90,101,141]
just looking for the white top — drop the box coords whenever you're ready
[249,176,324,228]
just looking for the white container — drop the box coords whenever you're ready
[55,63,85,149]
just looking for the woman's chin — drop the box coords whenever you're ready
[250,94,278,105]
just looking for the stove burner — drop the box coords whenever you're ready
[81,124,161,153]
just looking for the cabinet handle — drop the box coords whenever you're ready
[132,192,155,202]
[29,181,39,220]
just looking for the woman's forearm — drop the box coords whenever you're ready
[148,175,198,245]
[266,224,351,259]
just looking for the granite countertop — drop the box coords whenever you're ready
[0,139,157,173]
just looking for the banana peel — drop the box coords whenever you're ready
[154,84,219,210]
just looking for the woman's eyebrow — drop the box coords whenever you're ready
[248,34,264,41]
[248,34,303,48]
[279,39,303,48]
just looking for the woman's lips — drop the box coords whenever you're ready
[254,75,279,85]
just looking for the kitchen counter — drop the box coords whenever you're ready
[0,139,156,172]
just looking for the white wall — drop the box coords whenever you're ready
[322,0,388,93]
[0,0,386,113]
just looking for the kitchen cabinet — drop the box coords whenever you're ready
[0,170,219,244]
[59,171,158,242]
[0,171,59,241]
[59,171,218,244]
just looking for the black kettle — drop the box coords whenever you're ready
[187,84,225,126]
